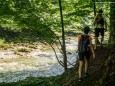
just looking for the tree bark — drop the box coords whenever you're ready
[110,1,115,47]
[92,0,96,16]
[58,0,67,71]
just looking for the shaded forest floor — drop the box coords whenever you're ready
[83,46,108,82]
[56,46,110,86]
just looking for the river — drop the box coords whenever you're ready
[0,38,78,82]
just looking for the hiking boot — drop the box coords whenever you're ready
[78,78,82,82]
[84,73,89,78]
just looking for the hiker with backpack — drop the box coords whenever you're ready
[94,9,107,49]
[77,26,95,82]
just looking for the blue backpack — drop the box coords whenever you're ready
[78,35,90,53]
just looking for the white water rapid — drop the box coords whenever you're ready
[0,38,78,82]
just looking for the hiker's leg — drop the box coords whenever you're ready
[78,53,84,79]
[95,37,98,49]
[100,28,104,48]
[84,53,90,74]
[94,28,99,49]
[85,59,89,74]
[100,36,104,47]
[97,38,100,44]
[78,61,84,78]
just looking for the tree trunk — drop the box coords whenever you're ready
[58,0,67,71]
[110,1,115,47]
[92,0,96,16]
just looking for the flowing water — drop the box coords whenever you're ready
[0,38,78,82]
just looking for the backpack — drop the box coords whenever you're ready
[78,35,90,53]
[95,14,104,26]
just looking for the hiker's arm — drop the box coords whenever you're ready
[90,40,95,59]
[104,21,107,31]
[103,15,107,31]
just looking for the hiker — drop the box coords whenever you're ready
[94,9,107,49]
[77,26,95,82]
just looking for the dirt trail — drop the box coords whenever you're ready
[74,46,109,86]
[89,47,108,79]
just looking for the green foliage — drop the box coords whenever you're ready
[0,0,110,35]
[0,0,60,44]
[0,0,93,45]
[0,0,110,43]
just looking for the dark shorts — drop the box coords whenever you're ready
[95,28,104,37]
[78,52,91,61]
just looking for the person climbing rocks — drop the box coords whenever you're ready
[77,26,95,82]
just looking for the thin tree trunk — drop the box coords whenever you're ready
[110,1,115,46]
[92,0,96,16]
[58,0,67,71]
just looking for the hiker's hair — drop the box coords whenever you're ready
[83,26,90,34]
[98,9,103,13]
